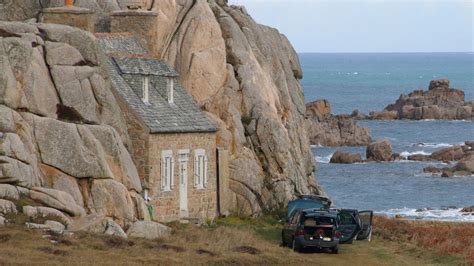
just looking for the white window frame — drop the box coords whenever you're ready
[193,149,208,190]
[161,150,174,192]
[142,75,149,104]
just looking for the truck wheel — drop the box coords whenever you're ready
[281,233,287,247]
[332,247,339,254]
[292,239,302,253]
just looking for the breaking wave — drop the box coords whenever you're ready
[411,143,454,149]
[377,207,474,222]
[399,150,431,158]
[315,153,333,164]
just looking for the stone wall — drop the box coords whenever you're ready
[148,133,217,222]
[40,7,95,32]
[115,94,150,188]
[110,10,159,53]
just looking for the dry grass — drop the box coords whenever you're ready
[0,216,468,265]
[373,216,474,265]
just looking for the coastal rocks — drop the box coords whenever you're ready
[26,220,65,234]
[29,187,85,217]
[368,110,398,120]
[69,214,127,238]
[126,221,171,240]
[430,146,464,161]
[22,206,72,227]
[330,151,363,164]
[0,199,17,216]
[367,140,393,162]
[422,142,474,176]
[89,179,135,227]
[306,100,372,146]
[382,79,473,120]
[461,206,474,213]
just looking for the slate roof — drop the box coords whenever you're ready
[96,34,217,134]
[114,57,178,77]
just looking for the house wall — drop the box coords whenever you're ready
[115,94,151,188]
[148,132,217,222]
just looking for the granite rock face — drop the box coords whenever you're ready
[0,21,147,230]
[150,0,326,214]
[306,100,372,146]
[0,1,328,215]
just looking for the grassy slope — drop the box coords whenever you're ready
[0,216,469,265]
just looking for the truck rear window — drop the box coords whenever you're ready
[304,217,334,227]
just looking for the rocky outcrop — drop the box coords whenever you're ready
[0,1,327,216]
[381,79,473,120]
[329,151,362,164]
[367,140,393,162]
[422,141,474,177]
[306,100,372,146]
[0,21,148,235]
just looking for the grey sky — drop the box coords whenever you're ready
[228,0,473,53]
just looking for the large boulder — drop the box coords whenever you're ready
[367,140,393,162]
[40,164,84,207]
[69,213,127,238]
[0,156,38,187]
[454,154,474,173]
[126,221,171,240]
[89,179,135,226]
[369,110,398,120]
[430,146,464,161]
[29,187,85,217]
[0,184,20,201]
[22,206,72,227]
[429,79,450,90]
[307,102,372,147]
[306,99,332,120]
[26,220,66,234]
[0,199,17,216]
[34,117,114,179]
[330,151,363,164]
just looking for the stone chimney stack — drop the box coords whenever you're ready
[40,0,95,32]
[110,1,159,54]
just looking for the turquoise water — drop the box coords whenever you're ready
[301,53,474,221]
[301,53,474,114]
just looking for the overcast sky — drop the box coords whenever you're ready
[228,0,473,53]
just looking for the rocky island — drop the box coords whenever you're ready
[368,79,473,120]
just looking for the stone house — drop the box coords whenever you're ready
[97,33,219,222]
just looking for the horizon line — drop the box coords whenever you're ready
[297,51,474,54]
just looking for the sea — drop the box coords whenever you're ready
[300,53,474,222]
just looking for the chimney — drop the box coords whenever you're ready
[142,75,150,104]
[167,78,174,104]
[110,9,159,53]
[40,0,95,32]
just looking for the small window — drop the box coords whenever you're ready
[194,149,208,189]
[161,150,174,191]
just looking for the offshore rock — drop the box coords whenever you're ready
[306,100,372,146]
[367,140,393,162]
[383,79,472,120]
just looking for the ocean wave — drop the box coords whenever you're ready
[411,143,454,149]
[310,144,324,148]
[400,150,431,158]
[376,207,474,222]
[315,153,333,164]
